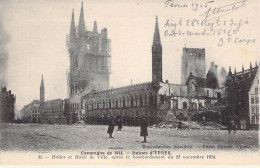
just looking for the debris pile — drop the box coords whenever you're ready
[149,121,225,130]
[71,120,86,126]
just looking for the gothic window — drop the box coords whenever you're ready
[130,96,134,107]
[149,93,153,106]
[134,95,138,107]
[123,97,126,108]
[103,99,105,109]
[118,98,121,108]
[256,106,259,114]
[143,94,147,106]
[255,88,258,94]
[115,98,118,108]
[109,99,111,109]
[140,94,143,107]
[256,97,259,104]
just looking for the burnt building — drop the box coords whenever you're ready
[0,86,16,123]
[66,2,111,124]
[78,16,163,125]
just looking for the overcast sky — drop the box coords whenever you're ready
[0,0,259,111]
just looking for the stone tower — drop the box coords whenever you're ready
[152,16,162,83]
[66,2,111,97]
[40,75,45,103]
[181,48,205,85]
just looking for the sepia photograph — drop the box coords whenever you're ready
[0,0,259,166]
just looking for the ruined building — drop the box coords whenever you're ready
[181,48,206,85]
[66,2,111,97]
[79,16,163,125]
[0,86,16,123]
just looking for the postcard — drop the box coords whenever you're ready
[0,0,259,167]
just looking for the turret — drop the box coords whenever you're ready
[228,66,232,75]
[93,21,98,33]
[78,2,85,36]
[70,9,76,41]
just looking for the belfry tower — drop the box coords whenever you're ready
[40,75,45,103]
[67,2,111,97]
[152,16,162,83]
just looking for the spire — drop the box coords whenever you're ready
[234,67,236,74]
[78,1,85,35]
[41,75,44,88]
[250,62,252,69]
[93,21,98,33]
[70,9,76,38]
[153,15,161,46]
[242,64,244,72]
[152,15,162,83]
[228,66,232,75]
[40,75,45,103]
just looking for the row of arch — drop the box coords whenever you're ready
[69,93,156,111]
[84,93,155,110]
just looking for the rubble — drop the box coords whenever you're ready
[71,120,86,126]
[149,121,225,130]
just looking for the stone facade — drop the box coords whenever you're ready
[66,3,111,97]
[66,3,111,124]
[82,82,160,126]
[40,99,66,124]
[181,48,206,85]
[0,86,15,123]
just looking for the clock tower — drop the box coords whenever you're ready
[152,16,162,83]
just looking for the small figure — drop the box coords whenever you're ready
[227,120,232,134]
[107,116,115,138]
[140,116,148,143]
[233,124,237,133]
[117,118,123,131]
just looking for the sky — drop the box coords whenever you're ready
[0,0,259,112]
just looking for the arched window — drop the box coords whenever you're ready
[130,96,134,107]
[140,94,143,107]
[115,98,118,108]
[109,99,111,109]
[135,95,138,107]
[103,99,105,109]
[149,93,153,106]
[144,94,147,106]
[123,97,126,108]
[112,98,114,108]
